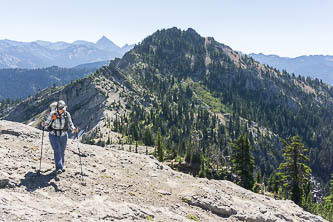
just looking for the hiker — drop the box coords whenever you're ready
[43,100,78,174]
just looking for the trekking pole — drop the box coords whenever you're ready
[39,126,45,173]
[76,131,84,184]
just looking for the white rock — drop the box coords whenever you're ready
[0,120,327,222]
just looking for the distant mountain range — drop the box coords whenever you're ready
[249,53,333,85]
[0,36,134,69]
[0,60,109,100]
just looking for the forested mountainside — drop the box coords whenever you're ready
[3,28,333,216]
[0,64,106,99]
[108,27,333,183]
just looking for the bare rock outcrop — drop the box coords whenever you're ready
[0,120,327,221]
[183,180,324,222]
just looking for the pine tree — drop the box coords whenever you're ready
[321,174,333,221]
[231,134,255,190]
[278,136,311,206]
[143,128,153,146]
[185,141,192,164]
[198,154,206,178]
[156,129,164,162]
[256,170,262,184]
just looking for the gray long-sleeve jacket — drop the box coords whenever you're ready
[45,111,75,136]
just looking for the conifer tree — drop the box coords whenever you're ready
[143,128,153,146]
[185,140,192,164]
[231,134,255,190]
[321,174,333,221]
[156,129,164,162]
[278,136,311,206]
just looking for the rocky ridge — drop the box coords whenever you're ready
[1,64,152,145]
[0,120,326,221]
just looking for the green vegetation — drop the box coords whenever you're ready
[278,136,311,205]
[145,215,154,221]
[231,134,255,190]
[156,129,164,162]
[187,214,199,221]
[188,81,229,113]
[317,174,333,220]
[181,197,191,204]
[0,98,22,117]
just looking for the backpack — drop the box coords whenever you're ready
[47,108,69,133]
[49,101,57,112]
[50,111,69,128]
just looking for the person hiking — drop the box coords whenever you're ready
[43,100,78,174]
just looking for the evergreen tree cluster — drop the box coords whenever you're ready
[0,98,21,117]
[316,175,333,220]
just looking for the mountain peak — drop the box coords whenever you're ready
[139,27,204,49]
[186,27,199,35]
[97,35,111,44]
[96,35,120,51]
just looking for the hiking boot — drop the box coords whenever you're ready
[56,169,63,175]
[61,168,65,173]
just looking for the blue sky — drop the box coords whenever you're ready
[0,0,332,57]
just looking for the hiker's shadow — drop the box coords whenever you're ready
[18,170,61,192]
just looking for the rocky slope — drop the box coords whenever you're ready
[1,64,150,145]
[0,120,326,222]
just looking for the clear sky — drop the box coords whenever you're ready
[0,0,332,57]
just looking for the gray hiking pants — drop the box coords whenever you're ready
[49,133,68,171]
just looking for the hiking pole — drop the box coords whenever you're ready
[76,130,85,185]
[38,126,45,174]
